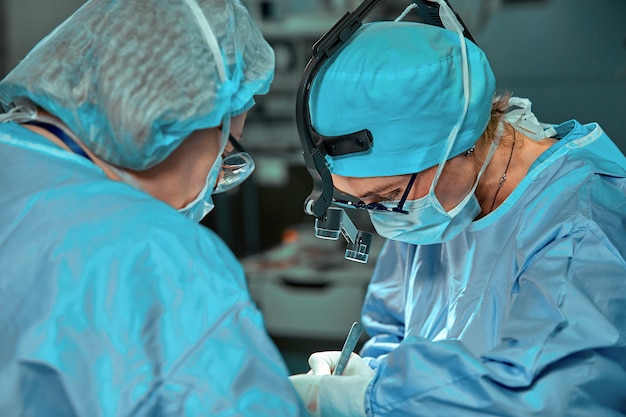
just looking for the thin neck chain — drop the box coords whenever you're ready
[489,131,515,212]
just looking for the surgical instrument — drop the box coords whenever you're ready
[332,321,363,375]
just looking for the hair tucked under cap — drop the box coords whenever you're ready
[310,21,495,177]
[0,0,274,170]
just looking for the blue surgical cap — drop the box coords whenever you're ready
[310,21,495,177]
[0,0,274,170]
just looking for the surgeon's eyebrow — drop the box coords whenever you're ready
[359,184,404,201]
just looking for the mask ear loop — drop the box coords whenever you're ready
[396,1,475,197]
[182,0,232,201]
[426,0,471,195]
[183,0,230,150]
[394,3,419,21]
[183,0,226,84]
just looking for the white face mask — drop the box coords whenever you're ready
[369,188,479,245]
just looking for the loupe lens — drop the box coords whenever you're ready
[344,231,372,263]
[314,208,343,240]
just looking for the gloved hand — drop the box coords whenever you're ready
[289,351,375,417]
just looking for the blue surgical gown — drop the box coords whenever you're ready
[360,120,626,416]
[0,122,307,416]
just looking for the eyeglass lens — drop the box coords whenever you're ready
[213,133,255,194]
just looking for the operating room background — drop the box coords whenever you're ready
[2,0,625,373]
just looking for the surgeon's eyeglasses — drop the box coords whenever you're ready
[332,172,418,214]
[213,133,255,194]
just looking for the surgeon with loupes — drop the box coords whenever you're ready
[288,1,626,416]
[0,0,307,415]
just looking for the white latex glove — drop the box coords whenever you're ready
[289,351,375,417]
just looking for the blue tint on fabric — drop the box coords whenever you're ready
[0,122,306,417]
[359,120,626,415]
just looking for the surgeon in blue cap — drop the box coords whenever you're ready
[0,1,307,416]
[289,2,626,416]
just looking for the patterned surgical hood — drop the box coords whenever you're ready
[0,0,274,170]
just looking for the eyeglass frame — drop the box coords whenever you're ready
[226,132,246,154]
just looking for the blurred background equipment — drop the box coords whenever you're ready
[3,0,625,372]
